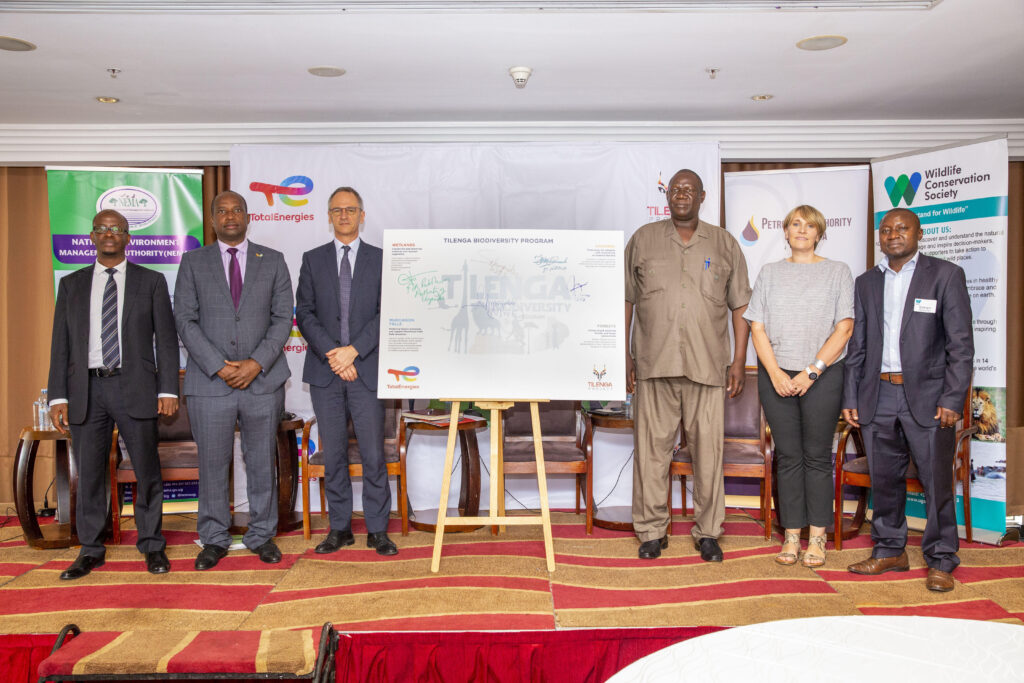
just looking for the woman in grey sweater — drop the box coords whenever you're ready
[744,205,854,568]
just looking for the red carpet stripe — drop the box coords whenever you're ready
[167,630,263,674]
[555,546,776,568]
[0,563,40,576]
[949,565,1024,583]
[0,584,274,615]
[265,575,551,603]
[859,599,1013,621]
[552,579,836,609]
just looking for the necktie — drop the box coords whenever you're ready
[227,247,242,310]
[339,245,351,346]
[100,267,120,369]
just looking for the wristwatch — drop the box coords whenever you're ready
[805,366,819,380]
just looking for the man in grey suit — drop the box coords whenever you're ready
[295,186,396,556]
[842,208,974,593]
[174,190,294,569]
[48,209,179,579]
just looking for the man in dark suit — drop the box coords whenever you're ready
[295,186,396,556]
[842,208,974,592]
[174,191,294,570]
[48,209,179,579]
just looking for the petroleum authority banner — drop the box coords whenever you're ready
[46,166,204,295]
[378,229,624,400]
[872,136,1009,541]
[723,165,869,363]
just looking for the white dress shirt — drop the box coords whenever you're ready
[880,250,920,373]
[336,235,360,274]
[218,238,248,283]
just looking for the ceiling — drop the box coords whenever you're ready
[1,0,1022,127]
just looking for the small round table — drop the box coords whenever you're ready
[582,411,635,532]
[13,427,78,549]
[404,412,485,533]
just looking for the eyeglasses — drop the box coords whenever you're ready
[329,206,362,217]
[92,225,127,235]
[878,225,914,236]
[215,207,246,216]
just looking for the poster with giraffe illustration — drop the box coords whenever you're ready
[378,229,624,400]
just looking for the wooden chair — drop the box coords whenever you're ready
[299,400,409,539]
[499,400,592,533]
[833,387,978,549]
[110,371,303,543]
[670,368,773,540]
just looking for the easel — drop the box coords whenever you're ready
[430,399,555,573]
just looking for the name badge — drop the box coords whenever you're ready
[913,298,937,314]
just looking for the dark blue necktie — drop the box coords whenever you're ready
[100,267,120,369]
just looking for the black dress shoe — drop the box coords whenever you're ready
[60,554,105,580]
[366,532,398,556]
[194,544,229,571]
[316,529,355,554]
[252,541,282,564]
[694,537,724,562]
[145,550,170,574]
[638,536,668,559]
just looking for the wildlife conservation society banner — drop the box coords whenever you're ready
[723,165,869,364]
[46,166,204,296]
[871,136,1009,541]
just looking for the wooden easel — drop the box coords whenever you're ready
[430,399,555,573]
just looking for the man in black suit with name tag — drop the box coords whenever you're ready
[48,209,179,579]
[842,208,974,593]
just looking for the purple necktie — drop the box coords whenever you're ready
[227,247,242,310]
[339,245,351,345]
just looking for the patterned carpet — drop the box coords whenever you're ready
[1,509,1021,634]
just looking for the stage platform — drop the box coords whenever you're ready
[1,509,1022,680]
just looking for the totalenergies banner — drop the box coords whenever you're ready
[723,165,869,363]
[872,136,1009,542]
[46,166,204,296]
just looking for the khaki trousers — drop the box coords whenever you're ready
[632,376,725,542]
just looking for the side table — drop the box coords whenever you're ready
[13,427,78,549]
[582,411,635,532]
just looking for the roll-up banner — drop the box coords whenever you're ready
[872,136,1009,543]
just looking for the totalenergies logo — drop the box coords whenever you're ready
[249,175,314,207]
[884,172,922,207]
[387,366,420,382]
[740,216,760,246]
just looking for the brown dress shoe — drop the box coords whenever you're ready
[847,551,910,575]
[926,568,955,592]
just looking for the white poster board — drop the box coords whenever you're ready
[378,229,625,401]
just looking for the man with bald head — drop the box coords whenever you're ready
[842,208,973,592]
[175,191,294,570]
[48,209,179,579]
[625,169,751,563]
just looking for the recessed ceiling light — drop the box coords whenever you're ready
[751,94,773,102]
[797,35,848,51]
[308,66,347,78]
[96,96,120,104]
[0,36,37,52]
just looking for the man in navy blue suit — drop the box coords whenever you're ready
[842,208,973,593]
[295,186,396,556]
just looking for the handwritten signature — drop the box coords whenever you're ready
[570,275,590,302]
[489,259,516,276]
[533,255,568,272]
[397,270,446,304]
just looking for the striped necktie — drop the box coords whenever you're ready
[339,245,351,346]
[100,267,120,369]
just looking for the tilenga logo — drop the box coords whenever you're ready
[740,216,760,246]
[884,172,922,207]
[387,366,420,382]
[656,172,667,194]
[249,175,314,207]
[592,365,607,381]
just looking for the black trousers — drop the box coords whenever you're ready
[757,360,844,530]
[69,374,165,557]
[861,380,959,573]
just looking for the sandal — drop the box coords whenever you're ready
[802,534,827,568]
[775,531,801,566]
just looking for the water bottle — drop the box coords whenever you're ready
[624,393,633,419]
[33,398,42,430]
[40,389,51,430]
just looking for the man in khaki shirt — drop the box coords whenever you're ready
[625,169,751,562]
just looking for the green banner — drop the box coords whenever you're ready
[46,166,204,292]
